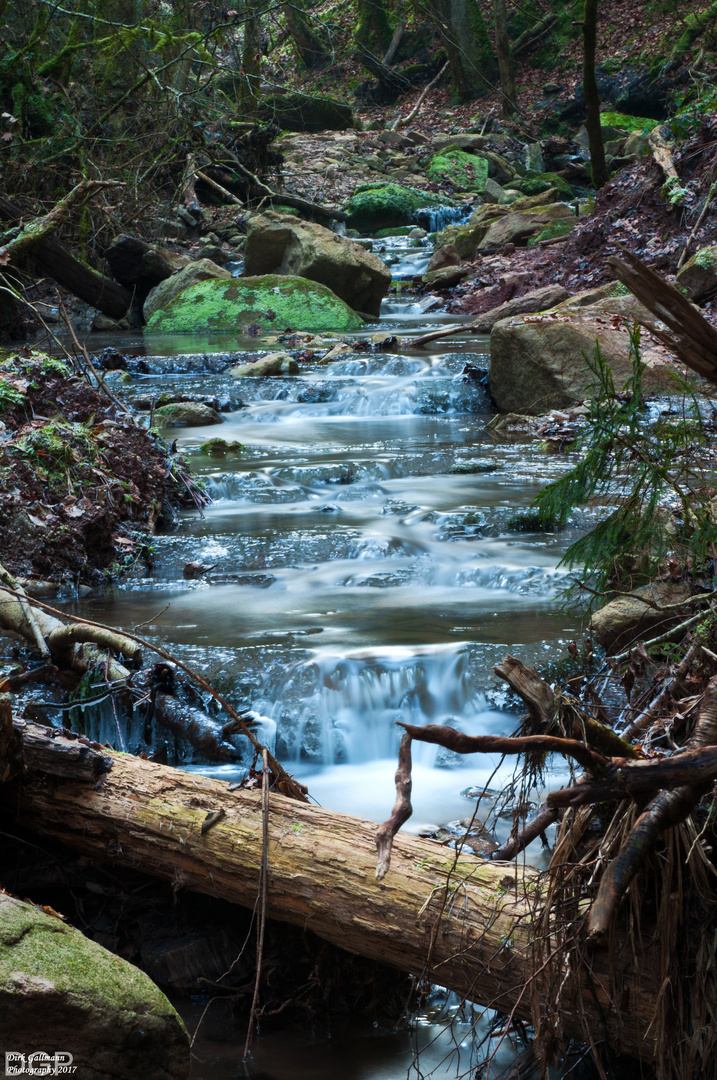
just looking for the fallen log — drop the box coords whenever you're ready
[0,720,662,1064]
[0,195,134,321]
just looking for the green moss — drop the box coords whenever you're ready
[426,151,489,193]
[146,274,364,334]
[693,246,717,270]
[519,172,574,198]
[200,438,245,456]
[505,510,560,533]
[527,219,575,247]
[375,226,414,237]
[345,183,445,233]
[0,377,26,411]
[600,111,659,133]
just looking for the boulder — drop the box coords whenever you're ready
[229,352,299,377]
[0,892,189,1080]
[143,259,231,323]
[426,244,462,273]
[426,150,489,193]
[589,580,692,651]
[515,172,574,199]
[436,204,507,259]
[344,182,444,233]
[145,274,364,334]
[244,212,391,317]
[155,402,224,426]
[676,245,717,303]
[489,303,691,415]
[483,178,512,205]
[422,265,470,289]
[478,203,575,251]
[257,92,354,132]
[430,134,488,153]
[471,285,571,333]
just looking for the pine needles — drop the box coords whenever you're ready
[534,325,717,609]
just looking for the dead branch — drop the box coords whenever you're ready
[622,642,700,742]
[393,61,449,130]
[677,180,717,271]
[398,722,609,774]
[494,655,555,727]
[375,732,413,880]
[586,675,717,942]
[607,250,717,386]
[491,802,560,861]
[195,169,244,207]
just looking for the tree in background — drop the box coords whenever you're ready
[355,0,394,53]
[425,0,497,99]
[493,0,516,115]
[582,0,608,188]
[282,0,331,68]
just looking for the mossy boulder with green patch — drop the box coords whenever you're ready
[527,219,575,247]
[676,244,717,303]
[0,892,189,1080]
[600,111,659,133]
[200,438,245,456]
[436,204,507,259]
[516,173,574,198]
[146,275,364,334]
[426,150,489,193]
[344,183,445,233]
[479,202,575,251]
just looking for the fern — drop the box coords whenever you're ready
[534,325,717,608]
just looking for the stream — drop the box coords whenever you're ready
[65,234,587,1078]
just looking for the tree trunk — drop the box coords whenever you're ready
[355,0,393,53]
[425,0,497,99]
[1,722,663,1066]
[582,0,608,188]
[281,0,330,68]
[493,0,516,115]
[0,196,133,321]
[239,1,263,117]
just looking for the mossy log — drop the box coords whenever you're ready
[0,195,133,320]
[0,725,663,1065]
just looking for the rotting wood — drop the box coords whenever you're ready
[9,719,113,781]
[608,249,717,385]
[0,194,133,321]
[0,724,662,1064]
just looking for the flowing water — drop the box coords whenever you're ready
[61,240,589,1077]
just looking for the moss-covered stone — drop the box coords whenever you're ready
[426,150,489,193]
[146,274,364,334]
[516,172,574,198]
[0,892,189,1080]
[599,110,659,133]
[527,219,575,247]
[676,244,717,302]
[155,402,223,426]
[200,438,245,456]
[344,183,445,233]
[374,226,414,237]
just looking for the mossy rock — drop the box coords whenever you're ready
[344,183,445,233]
[676,244,717,302]
[0,892,189,1080]
[200,438,245,456]
[258,92,354,132]
[155,402,224,426]
[517,173,574,198]
[426,150,489,193]
[375,226,414,237]
[145,274,364,334]
[600,111,659,133]
[527,219,575,247]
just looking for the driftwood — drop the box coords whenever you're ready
[0,720,663,1064]
[0,194,133,321]
[608,250,717,385]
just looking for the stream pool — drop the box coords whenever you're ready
[52,240,590,1078]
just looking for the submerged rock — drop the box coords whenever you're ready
[145,274,364,334]
[155,401,224,426]
[229,352,300,377]
[244,212,391,317]
[0,892,189,1080]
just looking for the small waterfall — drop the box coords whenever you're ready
[257,644,494,766]
[415,204,474,233]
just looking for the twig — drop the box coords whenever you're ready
[392,61,449,131]
[375,733,413,880]
[194,169,244,206]
[611,610,705,664]
[621,642,699,741]
[243,747,269,1059]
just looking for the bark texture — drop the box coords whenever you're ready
[1,733,662,1064]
